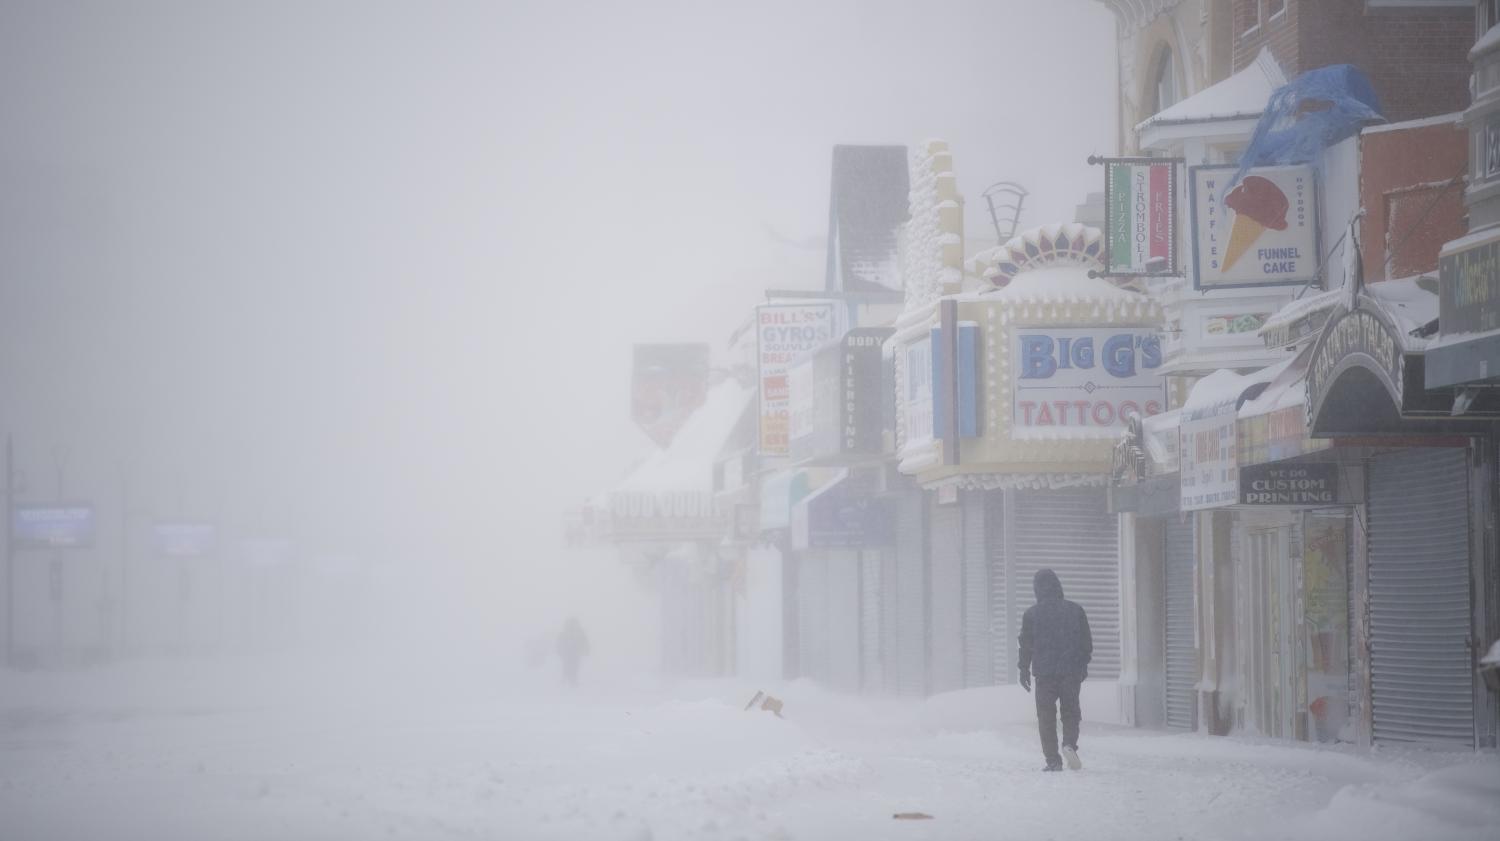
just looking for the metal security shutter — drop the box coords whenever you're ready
[1164,517,1196,730]
[963,491,993,687]
[860,551,883,694]
[797,553,829,684]
[896,491,927,697]
[880,548,901,695]
[929,496,965,694]
[827,551,862,693]
[1013,488,1121,679]
[1368,448,1474,747]
[990,492,1012,682]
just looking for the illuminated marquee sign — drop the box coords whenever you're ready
[1011,327,1166,437]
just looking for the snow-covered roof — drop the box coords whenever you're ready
[1238,347,1311,418]
[1367,275,1439,347]
[1137,48,1285,131]
[827,145,909,293]
[614,378,755,494]
[1257,286,1346,343]
[1182,361,1282,414]
[979,265,1145,305]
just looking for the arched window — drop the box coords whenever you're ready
[1150,46,1178,115]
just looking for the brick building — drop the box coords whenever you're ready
[1232,0,1473,123]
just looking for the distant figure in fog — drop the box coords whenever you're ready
[1018,568,1092,772]
[556,617,590,686]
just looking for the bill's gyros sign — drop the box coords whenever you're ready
[1012,327,1166,436]
[757,303,837,456]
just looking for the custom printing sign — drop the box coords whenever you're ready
[1191,164,1318,289]
[1011,328,1166,437]
[1105,159,1178,276]
[757,303,837,456]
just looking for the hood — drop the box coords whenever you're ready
[1034,568,1064,601]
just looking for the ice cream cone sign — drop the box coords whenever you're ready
[1221,176,1289,272]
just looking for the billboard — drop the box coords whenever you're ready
[631,344,710,448]
[1104,159,1179,276]
[756,303,837,456]
[1191,164,1319,290]
[11,505,95,549]
[154,523,217,558]
[1010,327,1166,437]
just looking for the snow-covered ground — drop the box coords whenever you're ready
[1,657,1495,841]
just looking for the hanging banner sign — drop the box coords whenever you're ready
[1011,327,1166,438]
[1104,158,1180,276]
[756,303,837,456]
[1191,164,1319,290]
[11,505,96,549]
[631,344,710,448]
[1180,401,1238,510]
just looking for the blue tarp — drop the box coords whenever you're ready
[1225,64,1384,197]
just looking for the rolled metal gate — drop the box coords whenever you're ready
[928,496,965,694]
[1368,448,1473,747]
[827,550,861,692]
[1013,488,1121,679]
[1164,517,1196,730]
[896,490,927,696]
[963,490,993,687]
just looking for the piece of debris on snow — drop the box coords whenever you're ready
[743,690,785,717]
[892,812,934,820]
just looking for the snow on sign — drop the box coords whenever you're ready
[1191,164,1318,290]
[1010,327,1166,438]
[757,303,837,456]
[1104,159,1178,276]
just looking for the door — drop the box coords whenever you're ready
[1240,523,1298,739]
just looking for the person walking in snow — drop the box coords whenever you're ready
[556,616,591,686]
[1018,568,1092,772]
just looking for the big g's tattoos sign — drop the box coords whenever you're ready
[1011,328,1166,438]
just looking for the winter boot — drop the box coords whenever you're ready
[1042,759,1064,772]
[1062,745,1081,770]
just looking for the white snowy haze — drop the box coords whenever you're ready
[0,0,1115,663]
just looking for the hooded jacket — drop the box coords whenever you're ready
[1018,569,1092,680]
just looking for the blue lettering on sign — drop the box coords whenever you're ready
[1020,335,1056,379]
[1019,333,1162,379]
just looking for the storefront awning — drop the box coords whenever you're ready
[790,470,894,551]
[759,468,844,533]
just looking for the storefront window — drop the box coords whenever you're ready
[1302,509,1351,742]
[1151,46,1178,114]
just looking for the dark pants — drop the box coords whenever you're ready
[1034,674,1082,763]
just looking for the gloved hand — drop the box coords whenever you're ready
[1019,672,1031,692]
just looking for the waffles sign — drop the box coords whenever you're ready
[1011,328,1166,438]
[1190,164,1318,290]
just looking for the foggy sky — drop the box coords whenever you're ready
[0,0,1115,601]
